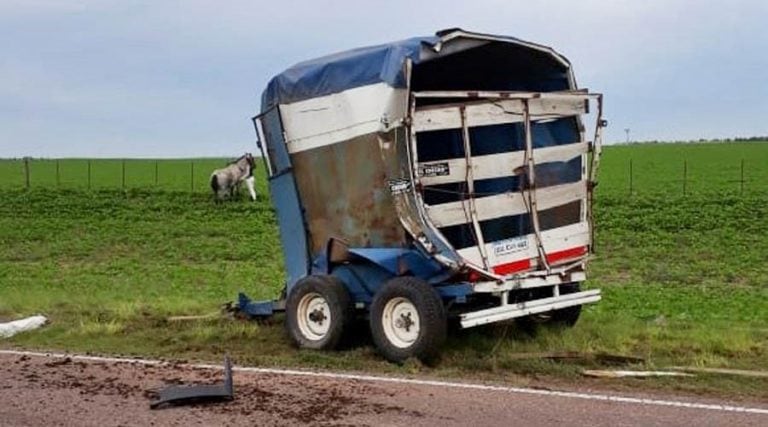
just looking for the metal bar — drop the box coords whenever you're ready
[523,99,550,272]
[412,89,595,100]
[251,116,272,176]
[460,289,602,328]
[459,106,490,269]
[472,270,587,293]
[587,95,604,253]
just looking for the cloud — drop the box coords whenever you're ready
[1,0,767,156]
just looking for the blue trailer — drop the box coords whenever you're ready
[249,29,606,362]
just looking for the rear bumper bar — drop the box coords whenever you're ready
[460,289,601,328]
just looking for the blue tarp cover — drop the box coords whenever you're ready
[262,36,438,109]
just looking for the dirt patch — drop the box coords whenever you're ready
[1,354,421,426]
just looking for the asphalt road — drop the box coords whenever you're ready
[0,351,766,426]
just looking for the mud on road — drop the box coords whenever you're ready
[0,353,426,426]
[0,352,766,426]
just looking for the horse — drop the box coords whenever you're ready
[210,153,256,201]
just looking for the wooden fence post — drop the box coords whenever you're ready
[121,159,126,189]
[683,160,687,196]
[629,159,633,195]
[155,160,159,186]
[24,157,30,190]
[740,159,745,195]
[190,161,195,192]
[56,159,60,187]
[87,160,91,190]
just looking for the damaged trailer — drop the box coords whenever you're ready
[249,28,606,362]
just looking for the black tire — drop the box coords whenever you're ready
[370,277,446,363]
[550,283,582,326]
[285,275,352,350]
[516,283,582,333]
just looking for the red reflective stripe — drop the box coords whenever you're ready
[489,246,587,276]
[546,246,588,264]
[492,259,531,275]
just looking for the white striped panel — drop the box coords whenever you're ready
[280,83,407,154]
[425,181,586,228]
[418,141,587,186]
[413,97,587,133]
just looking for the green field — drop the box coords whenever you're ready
[1,142,767,398]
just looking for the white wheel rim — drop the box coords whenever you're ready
[381,297,420,349]
[296,292,331,341]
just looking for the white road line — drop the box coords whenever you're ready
[2,349,767,415]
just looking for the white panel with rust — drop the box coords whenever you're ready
[425,181,586,228]
[281,83,407,153]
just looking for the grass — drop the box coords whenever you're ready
[1,142,767,399]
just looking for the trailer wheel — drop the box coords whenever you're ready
[286,275,351,350]
[370,277,446,363]
[517,283,582,332]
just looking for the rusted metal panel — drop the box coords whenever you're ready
[290,132,406,257]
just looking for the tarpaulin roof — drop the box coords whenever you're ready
[261,36,438,109]
[260,29,571,110]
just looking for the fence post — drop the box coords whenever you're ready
[121,159,126,189]
[87,160,91,190]
[155,160,159,186]
[683,159,687,196]
[740,159,745,195]
[629,158,633,195]
[190,161,195,192]
[24,157,30,190]
[56,159,60,187]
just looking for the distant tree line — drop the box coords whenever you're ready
[619,136,768,145]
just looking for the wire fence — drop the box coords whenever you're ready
[596,157,763,196]
[0,155,765,196]
[0,158,256,193]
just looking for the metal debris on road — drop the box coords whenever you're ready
[149,356,234,409]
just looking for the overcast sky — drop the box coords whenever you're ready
[1,0,767,158]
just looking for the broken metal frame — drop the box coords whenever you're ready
[407,90,605,328]
[409,90,604,273]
